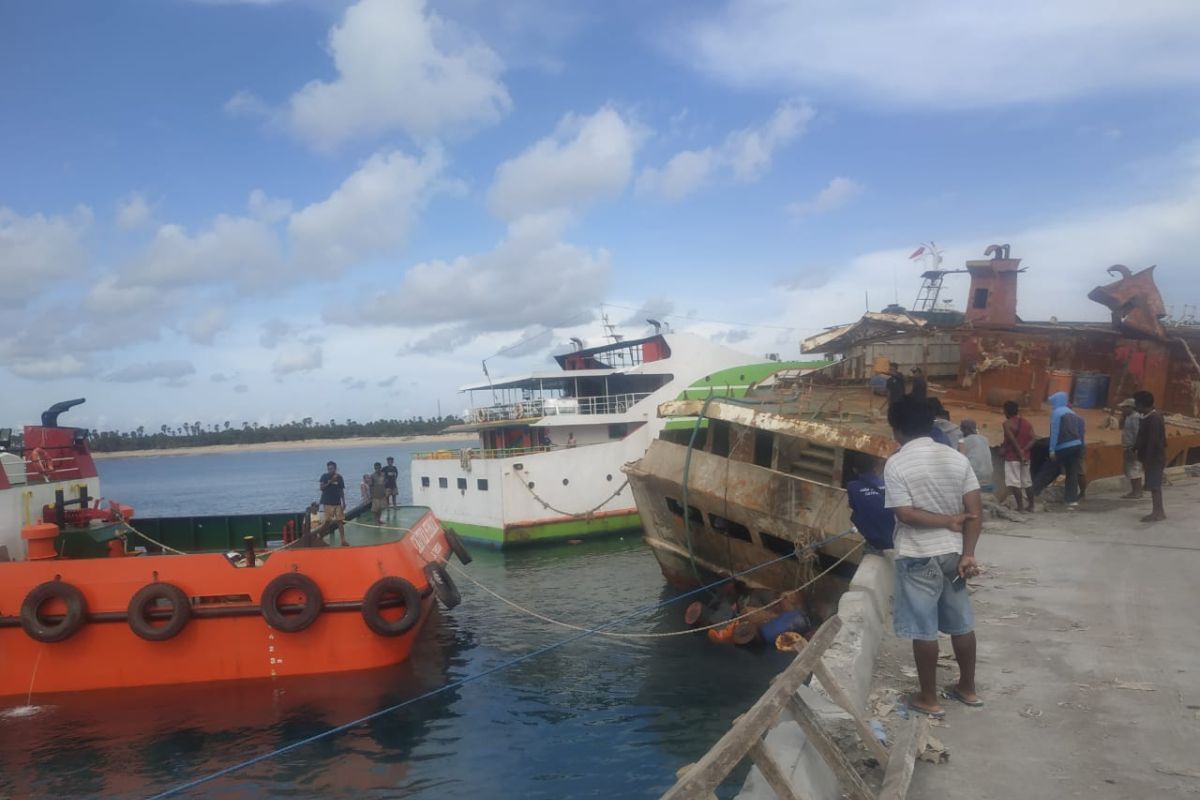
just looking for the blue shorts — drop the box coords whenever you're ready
[893,553,975,641]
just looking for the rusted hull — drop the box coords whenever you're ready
[625,439,863,596]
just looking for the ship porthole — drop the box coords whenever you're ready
[606,474,613,481]
[527,481,535,489]
[562,478,570,486]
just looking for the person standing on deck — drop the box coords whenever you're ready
[382,456,400,507]
[1000,401,1035,512]
[846,454,895,552]
[370,462,388,524]
[909,367,928,401]
[884,395,983,717]
[319,461,348,546]
[1031,391,1085,508]
[886,363,906,407]
[359,473,371,504]
[1134,391,1167,522]
[929,399,962,449]
[1118,399,1144,499]
[958,419,994,493]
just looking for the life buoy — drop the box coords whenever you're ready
[127,582,191,641]
[424,562,461,610]
[443,527,473,565]
[261,573,323,633]
[31,447,52,478]
[20,580,87,643]
[361,576,422,637]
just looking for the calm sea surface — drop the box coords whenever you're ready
[0,444,787,799]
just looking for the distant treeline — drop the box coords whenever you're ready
[84,416,464,453]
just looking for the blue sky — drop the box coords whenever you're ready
[2,0,1200,431]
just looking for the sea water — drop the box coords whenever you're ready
[0,444,788,799]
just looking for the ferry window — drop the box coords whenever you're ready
[438,477,448,489]
[606,473,612,481]
[457,478,467,490]
[753,429,774,469]
[608,423,628,439]
[710,420,731,458]
[562,478,570,486]
[421,476,430,488]
[973,287,989,309]
[477,479,489,491]
[709,513,752,542]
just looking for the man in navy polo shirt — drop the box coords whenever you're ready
[847,454,895,552]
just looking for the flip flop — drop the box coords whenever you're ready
[902,695,945,719]
[942,686,984,707]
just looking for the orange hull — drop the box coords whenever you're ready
[0,511,454,698]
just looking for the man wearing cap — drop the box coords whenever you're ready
[1118,398,1143,499]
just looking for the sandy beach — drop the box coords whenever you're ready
[91,433,477,460]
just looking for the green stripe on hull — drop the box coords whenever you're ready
[446,512,643,549]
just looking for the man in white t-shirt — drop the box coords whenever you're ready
[884,396,984,718]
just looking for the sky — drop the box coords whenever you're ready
[2,0,1200,432]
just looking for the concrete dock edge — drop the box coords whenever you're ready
[736,552,894,800]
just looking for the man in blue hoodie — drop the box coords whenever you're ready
[1031,391,1085,507]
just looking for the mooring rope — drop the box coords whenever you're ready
[514,473,630,519]
[444,533,861,639]
[142,541,849,800]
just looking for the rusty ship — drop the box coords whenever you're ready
[625,246,1200,594]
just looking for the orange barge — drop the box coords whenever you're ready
[0,400,471,699]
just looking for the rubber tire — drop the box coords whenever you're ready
[261,573,323,633]
[20,581,88,643]
[361,576,422,637]
[127,582,191,642]
[424,563,461,610]
[443,527,473,565]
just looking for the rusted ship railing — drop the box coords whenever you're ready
[661,616,926,800]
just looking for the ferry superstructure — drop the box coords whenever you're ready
[410,332,789,548]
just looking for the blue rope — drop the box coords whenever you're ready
[144,545,822,800]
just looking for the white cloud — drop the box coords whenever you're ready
[281,0,510,150]
[6,354,94,381]
[124,214,282,289]
[637,99,813,200]
[636,149,718,201]
[488,106,642,220]
[787,177,863,218]
[259,318,296,348]
[233,383,249,393]
[331,212,609,347]
[0,206,91,295]
[179,307,229,345]
[116,192,153,229]
[248,189,291,223]
[682,0,1200,109]
[273,344,323,375]
[289,148,445,274]
[105,360,196,383]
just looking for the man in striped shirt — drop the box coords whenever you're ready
[885,396,984,717]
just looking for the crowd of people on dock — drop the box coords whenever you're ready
[850,367,1170,719]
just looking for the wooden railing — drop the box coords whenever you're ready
[661,615,927,800]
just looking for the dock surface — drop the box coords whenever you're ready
[876,477,1200,798]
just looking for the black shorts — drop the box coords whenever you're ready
[1144,463,1165,491]
[384,482,397,492]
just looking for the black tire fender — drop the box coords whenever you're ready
[20,580,88,643]
[424,562,461,610]
[261,572,323,633]
[443,527,472,565]
[361,576,422,637]
[127,582,191,642]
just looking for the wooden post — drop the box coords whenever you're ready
[747,740,808,800]
[661,616,842,800]
[811,661,890,767]
[877,716,929,800]
[786,695,874,800]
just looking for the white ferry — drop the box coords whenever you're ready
[410,331,791,548]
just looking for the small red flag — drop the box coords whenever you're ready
[908,246,925,260]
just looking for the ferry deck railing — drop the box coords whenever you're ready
[468,392,652,423]
[413,445,553,461]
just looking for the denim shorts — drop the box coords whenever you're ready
[893,553,975,641]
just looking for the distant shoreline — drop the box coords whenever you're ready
[91,433,477,460]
